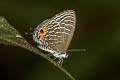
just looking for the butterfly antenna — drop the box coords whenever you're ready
[67,49,87,55]
[67,49,87,52]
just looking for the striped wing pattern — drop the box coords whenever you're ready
[33,10,76,55]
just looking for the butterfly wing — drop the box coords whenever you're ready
[33,10,76,54]
[57,10,76,52]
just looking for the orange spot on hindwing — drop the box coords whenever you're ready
[39,26,47,39]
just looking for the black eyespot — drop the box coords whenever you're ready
[40,29,44,33]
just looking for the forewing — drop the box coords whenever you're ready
[58,10,76,51]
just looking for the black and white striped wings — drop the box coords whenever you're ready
[34,10,76,53]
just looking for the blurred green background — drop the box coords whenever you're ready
[0,0,120,80]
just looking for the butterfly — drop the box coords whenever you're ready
[33,10,76,64]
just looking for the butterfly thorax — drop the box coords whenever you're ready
[53,52,68,59]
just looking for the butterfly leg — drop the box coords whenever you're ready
[60,58,63,65]
[53,57,57,60]
[46,53,53,57]
[57,58,63,65]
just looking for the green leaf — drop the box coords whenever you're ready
[0,16,75,80]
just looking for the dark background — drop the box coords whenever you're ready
[0,0,120,80]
